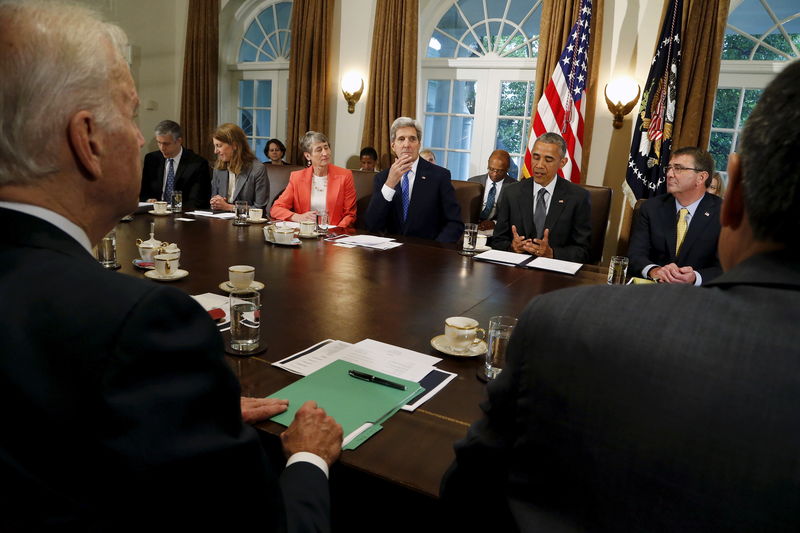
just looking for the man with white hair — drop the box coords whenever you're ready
[0,2,341,530]
[365,117,463,242]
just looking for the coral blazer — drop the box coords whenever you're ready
[270,164,357,227]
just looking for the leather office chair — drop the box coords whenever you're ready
[451,180,483,224]
[351,170,376,230]
[576,183,612,264]
[616,198,647,258]
[263,163,303,212]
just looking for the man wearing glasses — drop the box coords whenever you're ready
[628,147,722,284]
[468,150,518,231]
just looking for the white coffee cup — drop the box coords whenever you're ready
[274,226,295,244]
[444,316,485,353]
[299,220,316,236]
[229,265,255,289]
[153,253,180,277]
[248,208,262,221]
[153,201,168,214]
[476,234,487,249]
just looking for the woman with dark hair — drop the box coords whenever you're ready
[270,131,356,227]
[264,138,288,165]
[210,123,269,211]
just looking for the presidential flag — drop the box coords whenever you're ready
[625,0,683,200]
[524,0,592,183]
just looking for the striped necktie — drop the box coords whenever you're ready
[480,182,496,220]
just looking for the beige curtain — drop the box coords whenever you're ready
[285,0,333,165]
[360,0,418,170]
[533,0,603,184]
[179,0,219,162]
[672,0,730,149]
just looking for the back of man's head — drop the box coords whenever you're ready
[0,1,127,186]
[738,60,800,247]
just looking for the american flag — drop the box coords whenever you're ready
[523,0,592,183]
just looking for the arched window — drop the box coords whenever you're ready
[709,0,799,179]
[220,1,292,160]
[421,0,542,180]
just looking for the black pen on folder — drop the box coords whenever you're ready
[348,369,406,390]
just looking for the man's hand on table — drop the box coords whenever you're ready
[281,400,343,466]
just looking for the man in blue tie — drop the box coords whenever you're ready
[365,117,463,242]
[139,120,211,210]
[468,149,517,231]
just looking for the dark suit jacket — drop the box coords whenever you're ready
[211,162,269,210]
[139,148,211,209]
[628,192,722,282]
[0,207,329,532]
[442,248,800,532]
[468,173,517,221]
[492,177,592,263]
[365,157,463,242]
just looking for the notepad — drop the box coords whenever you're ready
[268,360,424,450]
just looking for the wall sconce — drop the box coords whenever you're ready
[604,77,641,129]
[341,72,364,114]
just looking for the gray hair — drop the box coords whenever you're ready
[0,1,129,186]
[154,120,182,140]
[739,60,800,246]
[535,132,567,158]
[390,117,423,143]
[299,131,329,154]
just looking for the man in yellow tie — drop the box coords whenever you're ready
[628,147,722,284]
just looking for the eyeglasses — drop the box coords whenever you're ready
[487,167,508,174]
[663,165,702,174]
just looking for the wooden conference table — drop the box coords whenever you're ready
[113,211,607,501]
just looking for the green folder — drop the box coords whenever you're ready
[268,360,425,450]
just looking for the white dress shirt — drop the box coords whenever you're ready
[381,158,420,201]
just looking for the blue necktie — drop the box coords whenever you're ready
[534,188,547,239]
[401,171,410,222]
[164,158,175,202]
[480,182,497,220]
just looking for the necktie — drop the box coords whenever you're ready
[676,207,689,255]
[480,182,497,220]
[165,158,175,202]
[534,188,547,239]
[401,171,410,222]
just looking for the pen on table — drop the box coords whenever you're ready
[347,369,406,390]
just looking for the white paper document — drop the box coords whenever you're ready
[334,235,402,250]
[474,249,531,265]
[273,338,440,382]
[186,210,236,219]
[525,256,583,275]
[192,292,231,328]
[138,201,154,207]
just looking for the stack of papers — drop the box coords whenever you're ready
[328,234,402,250]
[192,292,231,331]
[474,249,583,275]
[270,339,457,448]
[185,210,236,219]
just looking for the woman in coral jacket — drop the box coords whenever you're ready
[269,131,356,228]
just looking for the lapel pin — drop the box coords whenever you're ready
[422,175,427,180]
[704,212,710,216]
[558,199,564,204]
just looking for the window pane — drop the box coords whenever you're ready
[727,1,776,35]
[487,1,506,20]
[244,22,263,47]
[424,115,448,148]
[446,151,470,181]
[496,118,524,153]
[709,131,733,173]
[451,81,476,114]
[448,116,473,150]
[525,85,534,116]
[428,31,458,58]
[426,80,451,113]
[275,1,292,28]
[438,5,468,37]
[460,0,483,26]
[256,109,271,138]
[256,80,272,108]
[741,89,763,123]
[238,41,258,62]
[239,80,254,107]
[711,88,740,129]
[430,149,445,165]
[509,156,522,180]
[240,110,253,136]
[257,7,276,36]
[721,33,755,60]
[255,137,268,161]
[499,81,527,116]
[457,32,482,57]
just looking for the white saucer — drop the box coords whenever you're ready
[148,210,171,216]
[247,217,269,224]
[474,245,491,252]
[430,335,487,357]
[144,269,188,281]
[264,235,301,246]
[218,280,265,292]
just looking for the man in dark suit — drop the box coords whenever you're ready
[0,3,341,530]
[628,146,722,284]
[491,133,592,263]
[365,117,463,242]
[442,60,800,532]
[139,119,211,210]
[468,149,517,231]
